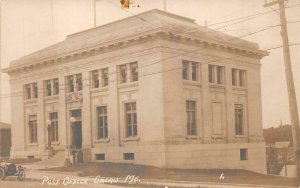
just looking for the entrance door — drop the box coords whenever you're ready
[70,109,82,149]
[72,122,82,148]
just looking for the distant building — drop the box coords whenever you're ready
[2,10,268,173]
[0,122,11,158]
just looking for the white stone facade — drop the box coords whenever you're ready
[3,10,268,173]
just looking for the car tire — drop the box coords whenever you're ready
[0,167,6,181]
[17,170,25,181]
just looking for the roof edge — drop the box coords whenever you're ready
[67,9,195,38]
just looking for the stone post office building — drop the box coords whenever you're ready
[3,9,268,173]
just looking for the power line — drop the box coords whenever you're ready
[1,2,298,97]
[267,43,300,50]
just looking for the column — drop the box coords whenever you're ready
[81,71,92,162]
[108,65,120,146]
[201,63,212,142]
[37,80,46,151]
[58,75,67,148]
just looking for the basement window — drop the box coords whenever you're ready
[123,153,134,160]
[95,154,105,160]
[27,155,35,159]
[240,148,248,160]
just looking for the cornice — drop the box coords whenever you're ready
[2,29,268,74]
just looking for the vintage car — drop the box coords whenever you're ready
[0,162,26,181]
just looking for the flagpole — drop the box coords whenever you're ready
[93,0,96,27]
[163,0,166,11]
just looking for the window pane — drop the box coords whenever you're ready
[208,65,214,83]
[235,104,243,135]
[182,61,189,80]
[97,106,108,139]
[33,83,38,98]
[102,68,109,87]
[130,63,138,82]
[239,70,246,87]
[120,65,127,83]
[186,100,197,136]
[133,124,137,136]
[45,80,52,96]
[217,66,224,84]
[26,85,31,99]
[67,76,74,92]
[92,71,99,88]
[191,63,197,81]
[53,79,59,95]
[232,69,239,86]
[76,74,82,91]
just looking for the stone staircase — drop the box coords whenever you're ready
[39,150,66,167]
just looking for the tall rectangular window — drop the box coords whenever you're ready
[191,62,197,81]
[24,83,38,100]
[208,65,214,83]
[45,80,52,96]
[216,66,224,84]
[235,104,244,135]
[130,63,138,82]
[44,78,59,96]
[232,69,246,87]
[92,70,99,88]
[101,68,109,87]
[239,70,246,87]
[28,115,37,143]
[33,83,38,98]
[53,78,59,95]
[97,106,108,139]
[120,64,127,84]
[125,102,137,137]
[50,112,59,142]
[208,64,224,85]
[67,75,74,92]
[182,61,189,80]
[240,148,248,160]
[67,74,82,92]
[182,60,199,81]
[186,100,196,136]
[25,84,32,99]
[76,74,82,91]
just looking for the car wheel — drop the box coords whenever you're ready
[17,170,25,181]
[0,168,6,181]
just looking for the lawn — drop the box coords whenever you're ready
[41,162,299,187]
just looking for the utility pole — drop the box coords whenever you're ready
[0,0,2,122]
[94,0,96,27]
[264,0,300,178]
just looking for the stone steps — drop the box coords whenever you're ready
[39,150,65,167]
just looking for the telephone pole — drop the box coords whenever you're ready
[264,0,300,178]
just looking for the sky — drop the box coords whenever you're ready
[0,0,300,128]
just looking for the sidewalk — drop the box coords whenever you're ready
[22,163,299,188]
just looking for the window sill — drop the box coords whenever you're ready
[66,90,83,94]
[122,137,140,142]
[209,83,225,89]
[211,135,226,139]
[232,86,247,91]
[183,80,201,86]
[44,95,59,100]
[28,143,39,146]
[185,135,200,140]
[118,82,138,89]
[51,141,60,145]
[24,99,38,104]
[94,138,110,143]
[235,135,246,138]
[91,87,109,93]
